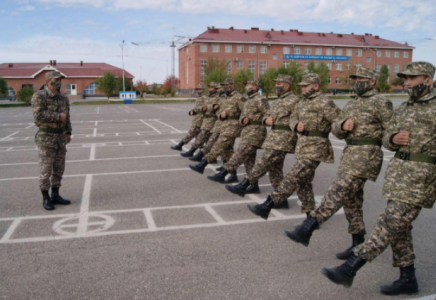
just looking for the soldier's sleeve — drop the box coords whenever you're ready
[261,106,272,125]
[378,98,394,134]
[382,106,401,151]
[289,104,300,132]
[324,99,341,125]
[259,97,270,116]
[331,105,349,139]
[66,98,72,134]
[31,93,60,123]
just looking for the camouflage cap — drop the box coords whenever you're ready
[397,61,436,79]
[207,81,220,88]
[297,73,321,86]
[273,74,293,85]
[243,80,260,88]
[195,83,205,90]
[45,71,64,80]
[350,67,380,80]
[220,78,235,86]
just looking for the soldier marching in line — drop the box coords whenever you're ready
[283,67,393,259]
[189,78,245,184]
[170,83,206,151]
[246,73,341,220]
[207,80,270,184]
[31,71,72,210]
[321,62,436,296]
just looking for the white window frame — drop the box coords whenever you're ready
[248,45,256,53]
[385,50,391,57]
[236,45,244,53]
[260,61,267,75]
[283,62,289,68]
[316,47,322,55]
[356,49,362,57]
[376,50,381,57]
[346,49,352,56]
[305,47,311,55]
[212,44,220,53]
[336,49,342,56]
[249,61,256,74]
[272,54,277,60]
[403,51,409,58]
[236,60,244,70]
[200,44,207,53]
[394,64,399,73]
[326,48,332,55]
[200,59,207,80]
[335,77,340,84]
[394,51,399,58]
[225,45,232,53]
[294,47,301,54]
[260,46,267,54]
[283,46,290,55]
[336,63,342,70]
[326,63,332,70]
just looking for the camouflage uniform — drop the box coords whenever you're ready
[32,72,72,191]
[271,74,341,213]
[224,81,270,174]
[311,67,394,235]
[354,62,436,268]
[201,93,227,155]
[204,80,245,163]
[181,85,206,144]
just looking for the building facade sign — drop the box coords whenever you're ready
[283,54,350,61]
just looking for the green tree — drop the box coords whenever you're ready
[234,69,254,93]
[307,61,330,92]
[339,64,357,91]
[258,67,278,97]
[0,77,8,97]
[204,68,228,86]
[277,62,304,95]
[95,72,117,98]
[376,65,391,93]
[391,76,405,88]
[116,76,133,92]
[17,86,34,105]
[205,57,227,76]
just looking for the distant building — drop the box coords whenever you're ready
[178,27,414,91]
[0,61,134,98]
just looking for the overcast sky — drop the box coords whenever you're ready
[1,0,435,84]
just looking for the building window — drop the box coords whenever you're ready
[249,61,256,75]
[83,83,96,95]
[260,46,267,54]
[346,63,351,70]
[355,63,362,69]
[336,49,342,56]
[335,77,340,84]
[376,64,381,71]
[236,45,244,53]
[200,59,207,80]
[394,64,399,73]
[304,62,309,70]
[326,48,332,55]
[212,44,220,53]
[356,49,362,57]
[394,51,399,58]
[346,49,352,56]
[403,51,409,58]
[283,46,290,55]
[7,86,15,97]
[200,44,207,53]
[367,57,371,62]
[225,45,232,53]
[327,77,331,84]
[326,63,332,70]
[283,62,289,68]
[385,50,390,57]
[336,63,342,70]
[294,47,301,54]
[249,45,256,53]
[316,47,322,55]
[225,60,232,75]
[236,60,244,70]
[260,61,267,75]
[305,47,311,55]
[272,54,277,60]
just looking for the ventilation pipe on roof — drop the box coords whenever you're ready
[251,27,259,30]
[50,60,53,66]
[229,26,234,30]
[244,30,247,33]
[8,63,13,68]
[53,60,57,66]
[80,61,83,66]
[375,35,379,39]
[281,30,284,35]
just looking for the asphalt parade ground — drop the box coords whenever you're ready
[0,99,435,300]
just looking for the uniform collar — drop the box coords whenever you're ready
[304,90,322,100]
[412,89,436,103]
[45,86,59,97]
[280,90,293,99]
[248,91,259,99]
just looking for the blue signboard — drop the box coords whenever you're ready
[283,54,350,61]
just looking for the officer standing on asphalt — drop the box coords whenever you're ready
[171,83,206,151]
[31,71,72,210]
[283,67,393,253]
[247,73,341,220]
[321,62,436,296]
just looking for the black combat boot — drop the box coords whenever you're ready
[189,150,204,162]
[245,181,260,194]
[42,190,54,210]
[207,169,228,183]
[170,141,184,151]
[224,171,238,184]
[293,212,310,230]
[181,146,196,157]
[321,254,367,288]
[51,187,71,205]
[336,234,365,260]
[283,215,319,247]
[275,196,289,209]
[380,265,419,295]
[189,159,208,174]
[216,160,227,171]
[225,178,250,197]
[247,196,274,220]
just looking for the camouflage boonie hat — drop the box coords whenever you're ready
[243,80,260,88]
[397,61,435,79]
[350,67,380,80]
[220,78,235,86]
[297,73,321,86]
[45,71,64,80]
[195,83,205,90]
[273,74,293,85]
[207,81,220,88]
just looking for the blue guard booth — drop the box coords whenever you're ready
[119,91,136,104]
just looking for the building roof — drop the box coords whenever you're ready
[181,27,414,50]
[0,62,134,78]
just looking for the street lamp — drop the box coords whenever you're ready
[121,40,125,92]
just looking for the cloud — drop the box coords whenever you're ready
[20,5,36,11]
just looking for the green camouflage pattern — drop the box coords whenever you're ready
[38,147,67,190]
[332,89,393,181]
[297,73,321,86]
[205,135,236,163]
[224,144,258,174]
[262,91,300,152]
[201,133,220,155]
[219,90,245,138]
[239,92,270,147]
[193,130,212,149]
[350,67,380,80]
[200,94,219,131]
[397,61,435,79]
[244,80,260,87]
[221,78,235,86]
[354,200,421,267]
[190,94,207,128]
[290,91,341,163]
[273,74,293,85]
[45,71,64,80]
[182,126,202,144]
[210,94,227,134]
[246,149,287,189]
[382,89,436,208]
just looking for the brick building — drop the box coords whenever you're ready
[178,27,414,91]
[0,61,134,99]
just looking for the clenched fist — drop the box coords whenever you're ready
[342,119,354,132]
[392,131,410,146]
[297,121,305,133]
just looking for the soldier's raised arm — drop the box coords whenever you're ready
[324,99,341,124]
[382,106,402,151]
[332,104,351,139]
[289,103,300,132]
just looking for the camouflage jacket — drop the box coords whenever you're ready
[210,94,227,134]
[190,95,206,128]
[332,89,393,181]
[262,91,300,152]
[32,87,72,148]
[239,92,270,147]
[382,89,436,208]
[219,91,245,137]
[289,91,341,163]
[200,94,219,131]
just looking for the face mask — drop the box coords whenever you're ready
[406,79,428,100]
[302,87,316,99]
[219,89,226,96]
[197,91,204,96]
[275,86,285,96]
[245,87,255,96]
[209,90,216,96]
[354,80,371,96]
[225,86,233,95]
[50,80,61,90]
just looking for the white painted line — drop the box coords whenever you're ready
[0,131,19,141]
[89,144,96,161]
[97,107,100,114]
[118,106,130,113]
[204,205,226,224]
[154,119,183,133]
[143,209,157,231]
[77,175,93,235]
[94,121,98,126]
[0,218,21,243]
[140,119,161,134]
[25,124,34,129]
[93,128,97,137]
[409,294,436,300]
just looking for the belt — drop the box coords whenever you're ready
[38,127,65,134]
[394,151,436,164]
[346,138,382,146]
[226,116,240,120]
[272,125,291,131]
[205,115,217,119]
[248,121,262,126]
[301,130,329,138]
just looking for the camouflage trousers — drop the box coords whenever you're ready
[354,200,421,268]
[182,126,201,144]
[224,143,258,174]
[310,174,367,235]
[201,133,220,155]
[246,149,286,190]
[193,130,212,149]
[271,159,321,213]
[204,135,235,163]
[38,146,67,191]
